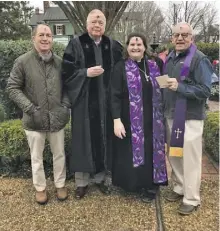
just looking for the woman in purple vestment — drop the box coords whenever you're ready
[110,33,168,203]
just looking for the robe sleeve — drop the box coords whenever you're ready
[112,40,123,65]
[61,91,71,108]
[110,60,124,119]
[155,57,164,75]
[61,39,88,107]
[154,56,164,94]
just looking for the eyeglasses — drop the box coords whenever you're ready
[172,33,192,39]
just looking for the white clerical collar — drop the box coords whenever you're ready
[89,34,102,45]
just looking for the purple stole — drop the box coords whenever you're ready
[125,57,167,183]
[165,44,197,156]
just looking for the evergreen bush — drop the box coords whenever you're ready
[203,112,219,162]
[0,119,71,175]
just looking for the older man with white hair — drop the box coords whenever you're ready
[163,22,214,215]
[61,9,123,199]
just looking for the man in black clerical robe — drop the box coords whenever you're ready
[61,9,123,199]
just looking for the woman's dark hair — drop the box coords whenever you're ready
[124,32,148,58]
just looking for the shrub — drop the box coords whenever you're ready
[196,42,219,62]
[0,119,71,174]
[166,42,219,62]
[203,112,219,162]
[0,120,28,157]
[0,40,65,119]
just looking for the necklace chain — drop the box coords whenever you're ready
[138,61,149,81]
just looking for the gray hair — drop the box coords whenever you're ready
[32,22,51,36]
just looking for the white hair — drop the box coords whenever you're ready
[172,22,194,36]
[86,9,106,25]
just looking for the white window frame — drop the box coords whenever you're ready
[56,24,64,35]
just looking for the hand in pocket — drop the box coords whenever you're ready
[33,107,42,127]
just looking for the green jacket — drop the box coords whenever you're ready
[7,49,70,132]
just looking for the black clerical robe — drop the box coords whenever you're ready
[61,33,123,174]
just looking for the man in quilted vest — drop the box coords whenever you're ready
[7,23,70,205]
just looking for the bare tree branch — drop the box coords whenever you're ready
[163,1,218,42]
[107,2,128,35]
[111,1,165,44]
[53,1,129,35]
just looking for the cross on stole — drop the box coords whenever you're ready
[175,128,182,139]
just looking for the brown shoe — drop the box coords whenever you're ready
[164,191,183,202]
[56,187,68,201]
[35,190,48,205]
[178,203,199,215]
[75,186,88,199]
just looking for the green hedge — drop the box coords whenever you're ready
[0,119,71,157]
[203,112,219,162]
[167,42,218,61]
[196,42,219,62]
[0,40,65,119]
[0,119,71,175]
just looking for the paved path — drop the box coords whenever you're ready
[166,153,219,180]
[208,100,219,112]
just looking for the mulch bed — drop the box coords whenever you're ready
[0,178,157,231]
[0,176,218,230]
